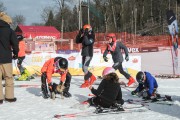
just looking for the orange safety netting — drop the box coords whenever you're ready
[62,31,179,51]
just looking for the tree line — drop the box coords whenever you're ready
[1,0,180,35]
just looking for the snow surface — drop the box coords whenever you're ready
[1,50,180,120]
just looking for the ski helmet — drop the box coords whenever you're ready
[58,58,68,69]
[136,71,144,83]
[102,67,115,77]
[17,35,24,41]
[106,33,116,42]
[83,24,92,31]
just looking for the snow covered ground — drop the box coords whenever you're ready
[1,50,180,120]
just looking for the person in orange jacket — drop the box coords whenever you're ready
[41,57,72,99]
[17,35,26,75]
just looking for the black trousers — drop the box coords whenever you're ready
[41,72,71,93]
[112,62,130,79]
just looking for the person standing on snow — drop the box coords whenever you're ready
[75,24,96,88]
[41,57,72,99]
[0,12,19,104]
[103,33,135,87]
[131,71,159,100]
[88,67,124,110]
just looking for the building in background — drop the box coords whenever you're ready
[15,25,61,53]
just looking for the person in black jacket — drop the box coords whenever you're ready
[103,33,135,87]
[88,67,124,109]
[76,24,96,88]
[0,12,19,104]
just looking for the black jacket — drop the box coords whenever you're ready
[75,31,95,57]
[103,41,128,63]
[91,79,122,104]
[0,20,19,63]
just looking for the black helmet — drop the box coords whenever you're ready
[136,71,144,83]
[17,35,24,41]
[58,58,68,69]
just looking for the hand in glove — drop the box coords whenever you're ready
[48,83,53,92]
[13,54,18,60]
[125,55,129,61]
[103,56,108,62]
[78,28,84,35]
[131,90,137,95]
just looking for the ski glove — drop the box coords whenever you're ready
[78,28,84,35]
[13,54,18,60]
[125,55,129,61]
[131,90,137,95]
[48,82,53,92]
[103,56,108,62]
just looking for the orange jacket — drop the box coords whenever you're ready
[18,41,25,57]
[41,58,67,84]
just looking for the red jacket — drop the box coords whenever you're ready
[41,58,67,84]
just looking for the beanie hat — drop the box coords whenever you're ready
[0,12,12,24]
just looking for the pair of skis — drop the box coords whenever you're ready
[54,106,148,119]
[127,95,173,106]
[54,99,149,119]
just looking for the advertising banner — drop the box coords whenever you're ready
[13,49,141,78]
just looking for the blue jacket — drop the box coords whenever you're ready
[136,72,158,96]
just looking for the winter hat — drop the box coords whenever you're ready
[102,67,115,77]
[0,12,12,24]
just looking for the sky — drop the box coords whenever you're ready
[2,0,79,25]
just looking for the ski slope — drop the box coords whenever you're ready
[0,76,180,120]
[1,49,180,120]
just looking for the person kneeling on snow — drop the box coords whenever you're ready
[131,71,160,100]
[88,67,124,111]
[41,57,72,99]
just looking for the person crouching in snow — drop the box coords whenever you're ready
[131,71,160,100]
[103,33,135,87]
[41,57,72,99]
[87,67,124,111]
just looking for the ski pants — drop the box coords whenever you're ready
[0,63,14,100]
[17,56,25,74]
[41,72,71,93]
[112,62,130,79]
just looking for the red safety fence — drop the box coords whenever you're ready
[62,31,178,52]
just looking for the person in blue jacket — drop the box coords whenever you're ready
[131,71,159,100]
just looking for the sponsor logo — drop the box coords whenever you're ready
[132,58,138,63]
[35,36,56,39]
[68,56,76,61]
[128,48,139,53]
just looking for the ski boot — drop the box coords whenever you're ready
[42,90,50,99]
[95,106,103,114]
[50,92,56,100]
[113,103,125,111]
[164,95,172,101]
[41,84,50,99]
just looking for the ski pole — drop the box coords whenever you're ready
[22,61,41,75]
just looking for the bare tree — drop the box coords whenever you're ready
[0,2,6,12]
[12,15,26,29]
[41,6,54,23]
[53,0,70,38]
